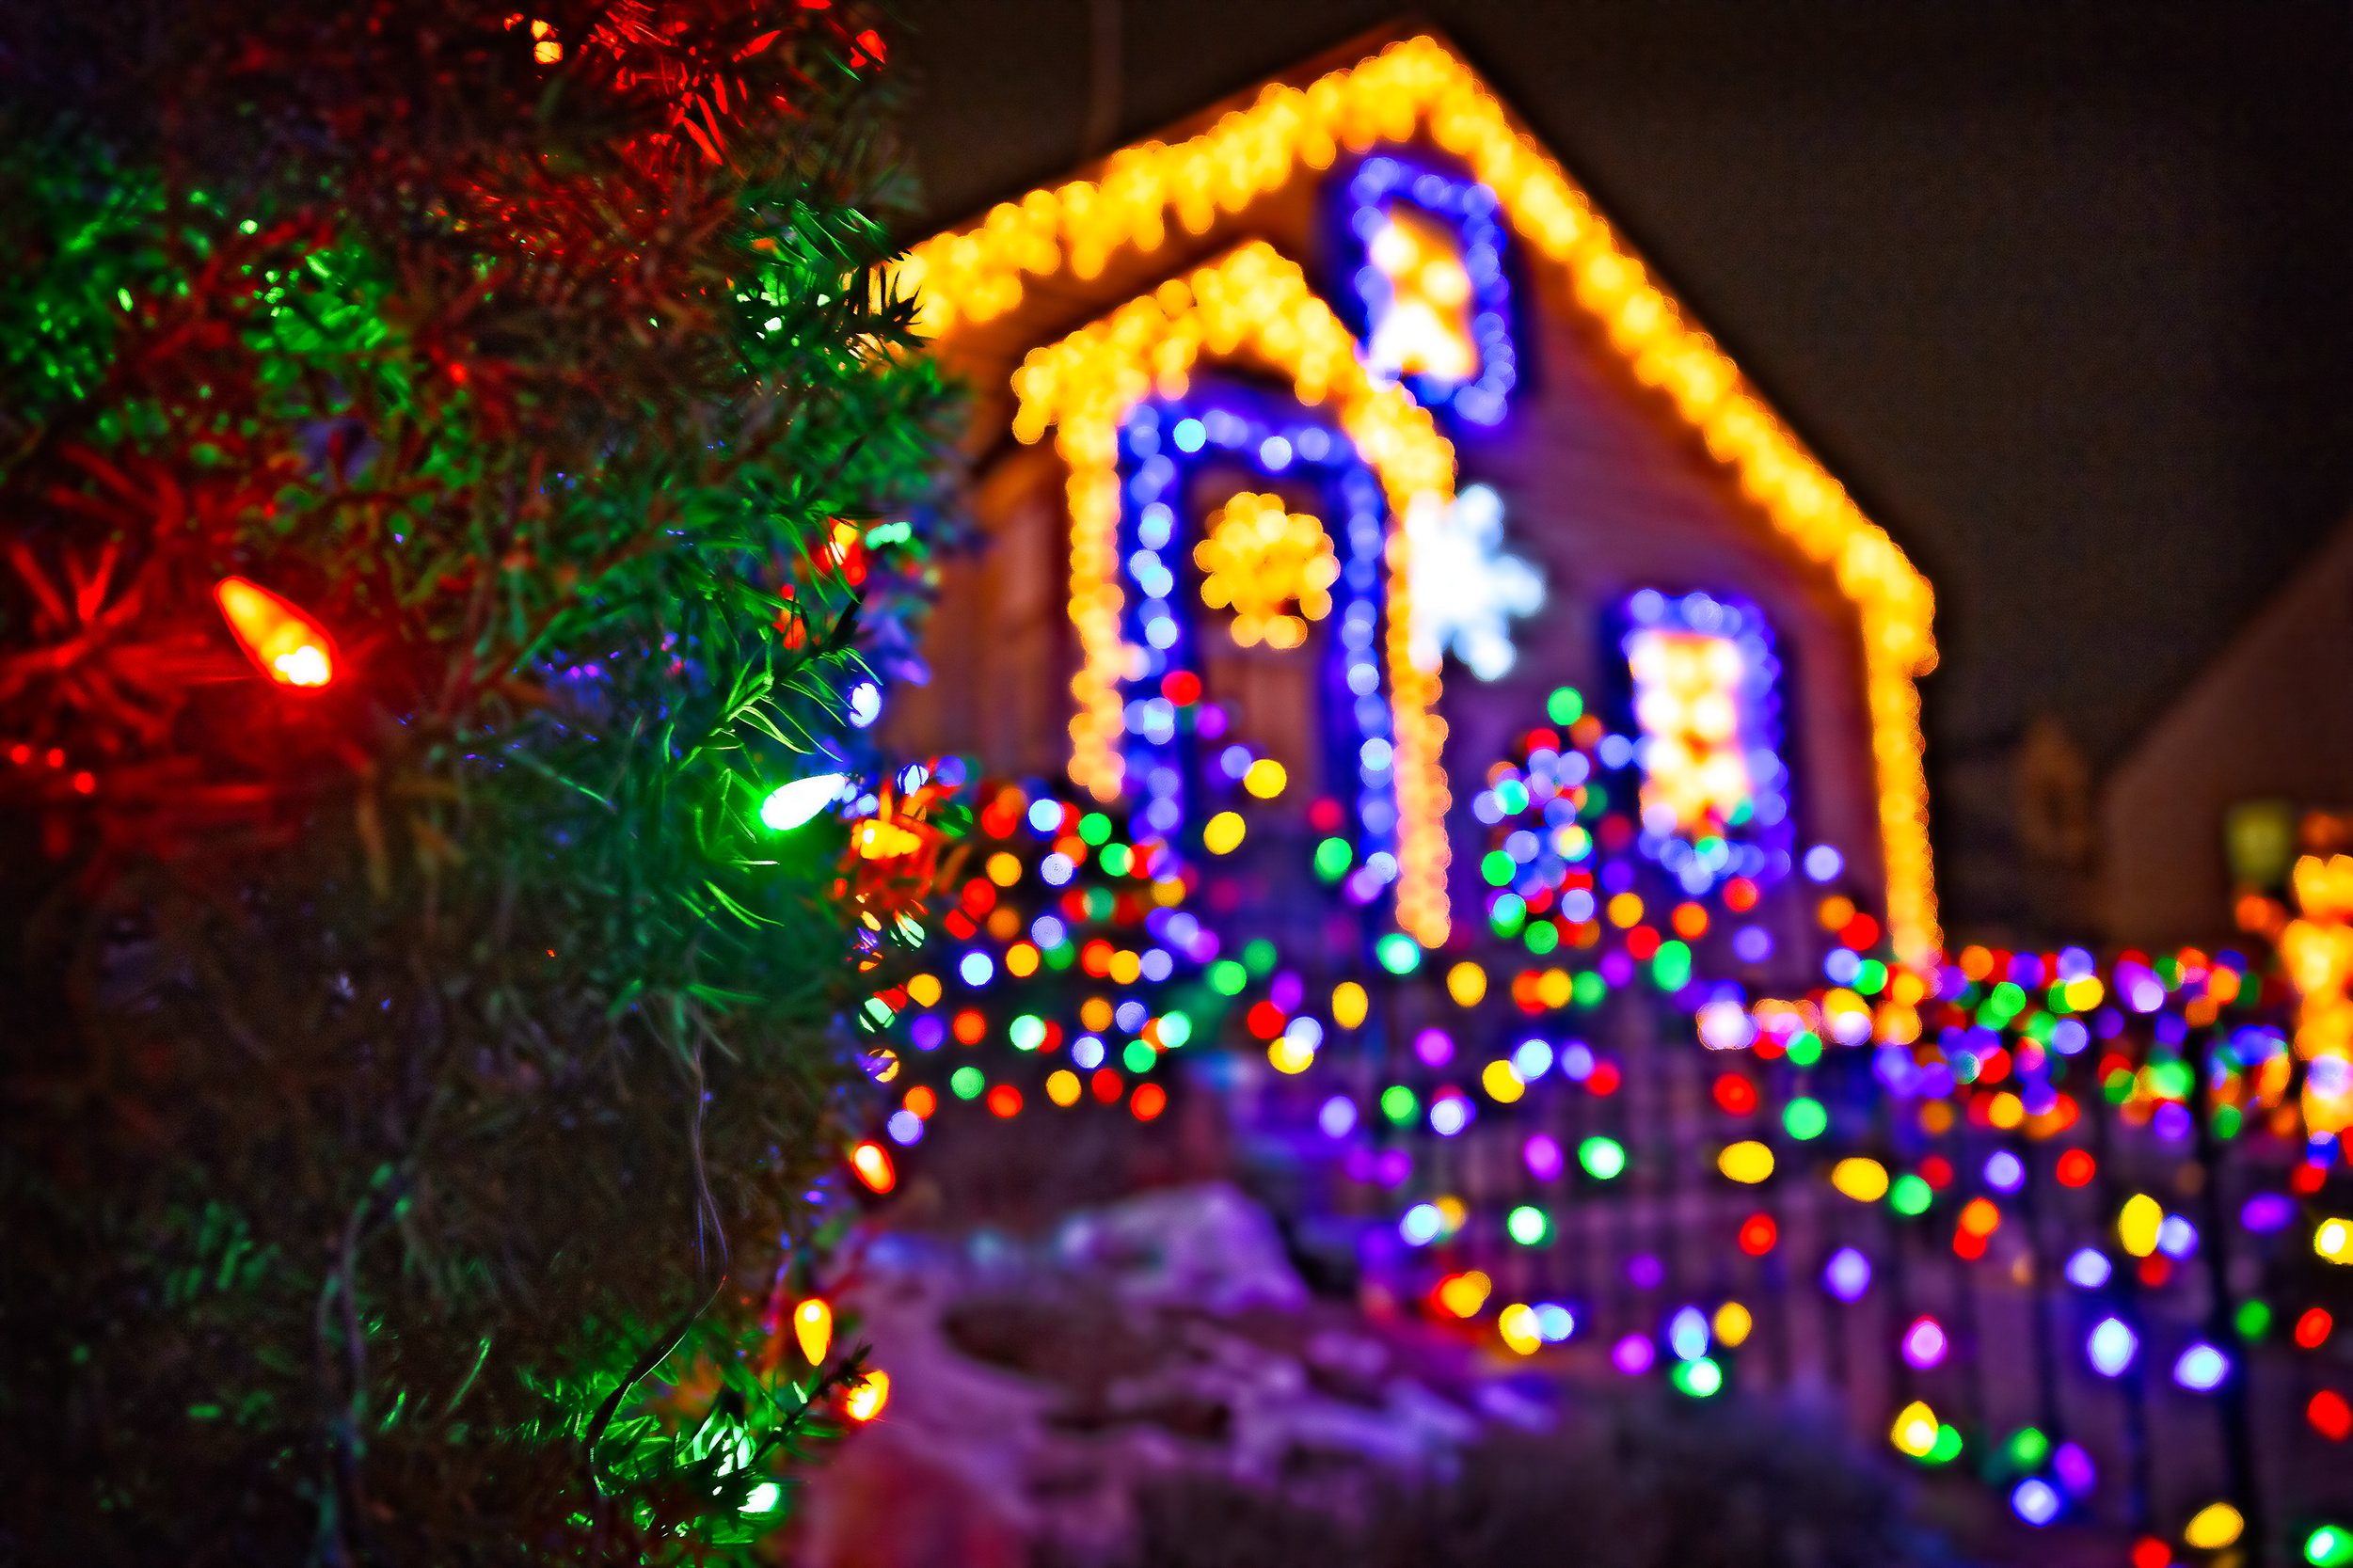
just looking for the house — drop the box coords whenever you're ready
[882,24,1941,968]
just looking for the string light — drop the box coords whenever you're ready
[2119,1194,2164,1258]
[906,32,1939,957]
[215,577,337,689]
[760,772,846,832]
[1497,1302,1544,1354]
[867,712,2329,1532]
[849,1141,895,1194]
[1718,1140,1773,1183]
[2283,854,2353,1134]
[1890,1401,1941,1458]
[1712,1301,1753,1346]
[792,1299,832,1366]
[843,1369,890,1422]
[1831,1157,1888,1201]
[2307,1525,2353,1567]
[2184,1503,2244,1552]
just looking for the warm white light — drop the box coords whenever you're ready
[1366,205,1479,384]
[1405,484,1541,680]
[760,773,846,832]
[273,646,330,686]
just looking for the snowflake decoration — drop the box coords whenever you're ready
[1405,484,1542,680]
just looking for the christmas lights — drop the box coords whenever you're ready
[1621,589,1787,875]
[214,576,337,689]
[864,695,2340,1555]
[1341,154,1518,424]
[1111,395,1403,891]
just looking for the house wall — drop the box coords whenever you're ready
[2102,515,2353,946]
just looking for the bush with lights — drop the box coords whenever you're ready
[0,2,955,1560]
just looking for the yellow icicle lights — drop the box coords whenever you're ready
[908,33,1941,960]
[1010,241,1455,945]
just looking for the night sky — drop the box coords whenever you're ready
[887,1,2352,788]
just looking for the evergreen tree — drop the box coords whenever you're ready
[0,1,956,1560]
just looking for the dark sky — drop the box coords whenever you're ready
[886,1,2352,777]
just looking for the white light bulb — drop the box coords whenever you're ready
[760,773,847,832]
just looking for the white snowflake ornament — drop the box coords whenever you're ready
[1405,483,1543,680]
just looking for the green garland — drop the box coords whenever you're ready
[0,2,959,1560]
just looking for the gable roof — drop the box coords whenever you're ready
[898,29,1943,961]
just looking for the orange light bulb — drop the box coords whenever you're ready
[850,1141,895,1194]
[843,1369,889,1421]
[215,577,336,689]
[793,1298,832,1366]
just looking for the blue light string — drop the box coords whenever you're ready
[1343,154,1518,426]
[1116,391,1403,903]
[1614,587,1793,898]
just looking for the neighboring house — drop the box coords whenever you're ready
[2103,514,2353,948]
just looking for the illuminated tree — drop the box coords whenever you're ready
[0,1,955,1560]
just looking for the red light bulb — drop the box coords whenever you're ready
[215,577,336,689]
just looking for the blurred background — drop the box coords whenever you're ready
[809,8,2353,1568]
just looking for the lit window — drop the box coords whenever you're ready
[1345,156,1517,424]
[1365,204,1477,385]
[1621,590,1786,859]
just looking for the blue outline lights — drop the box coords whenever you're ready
[1343,155,1518,425]
[1118,393,1403,904]
[1617,588,1791,897]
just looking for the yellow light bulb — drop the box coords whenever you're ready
[1480,1058,1523,1103]
[1243,758,1288,800]
[843,1369,889,1422]
[1268,1036,1316,1074]
[1831,1157,1889,1203]
[793,1299,833,1367]
[2184,1502,2244,1551]
[2118,1194,2163,1259]
[1890,1401,1939,1457]
[1497,1303,1543,1355]
[1436,1270,1491,1318]
[1712,1301,1754,1347]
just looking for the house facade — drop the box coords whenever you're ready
[883,27,1940,973]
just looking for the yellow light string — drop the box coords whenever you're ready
[1195,491,1339,650]
[1010,241,1455,945]
[903,33,1942,960]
